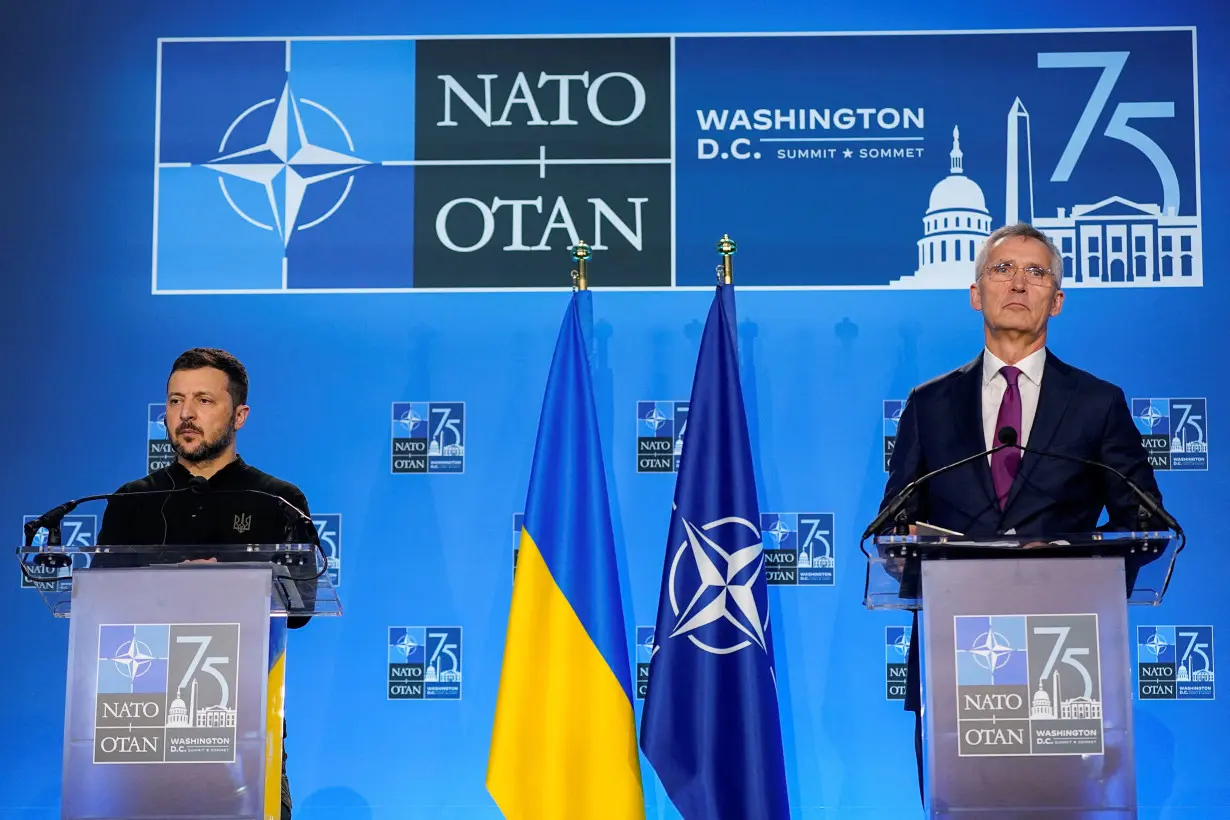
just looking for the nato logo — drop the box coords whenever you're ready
[388,626,463,700]
[415,37,673,288]
[391,402,466,474]
[661,514,769,658]
[95,623,240,764]
[154,39,416,293]
[761,512,835,586]
[20,514,96,591]
[886,625,911,701]
[1137,625,1214,700]
[1132,398,1208,471]
[955,614,1103,757]
[635,626,655,700]
[312,514,342,587]
[148,403,174,473]
[883,400,905,471]
[512,513,524,579]
[636,400,688,473]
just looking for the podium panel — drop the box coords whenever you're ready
[921,557,1137,819]
[62,566,276,820]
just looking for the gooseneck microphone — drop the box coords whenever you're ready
[23,478,212,547]
[860,438,1018,540]
[995,426,1182,535]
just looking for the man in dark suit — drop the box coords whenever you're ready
[879,223,1163,802]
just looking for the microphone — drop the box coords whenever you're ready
[23,480,209,547]
[996,426,1182,535]
[861,437,1017,540]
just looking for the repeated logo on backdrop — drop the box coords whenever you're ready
[148,403,173,473]
[20,514,96,591]
[154,28,1199,292]
[886,625,911,701]
[883,400,904,472]
[312,514,342,587]
[391,402,466,473]
[954,613,1103,757]
[1132,398,1209,471]
[512,513,523,577]
[387,627,463,700]
[94,623,241,764]
[1137,625,1215,700]
[635,626,655,700]
[636,400,688,473]
[760,512,836,586]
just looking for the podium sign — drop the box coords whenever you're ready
[62,566,276,820]
[922,557,1136,818]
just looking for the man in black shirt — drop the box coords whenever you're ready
[95,348,312,820]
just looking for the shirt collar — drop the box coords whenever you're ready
[167,455,247,485]
[982,346,1046,387]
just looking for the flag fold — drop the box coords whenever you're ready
[487,290,644,820]
[640,284,791,820]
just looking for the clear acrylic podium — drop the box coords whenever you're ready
[17,542,342,820]
[864,531,1182,820]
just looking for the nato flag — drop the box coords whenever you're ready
[640,283,790,820]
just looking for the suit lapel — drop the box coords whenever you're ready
[953,354,998,509]
[1002,352,1076,517]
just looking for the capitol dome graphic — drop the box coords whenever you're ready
[892,125,993,288]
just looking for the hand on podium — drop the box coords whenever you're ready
[180,557,218,564]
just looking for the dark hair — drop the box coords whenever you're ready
[168,348,249,408]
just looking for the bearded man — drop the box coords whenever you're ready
[95,347,312,819]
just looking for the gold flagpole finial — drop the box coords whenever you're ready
[716,234,736,284]
[571,241,592,291]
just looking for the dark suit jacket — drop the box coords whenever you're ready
[880,349,1163,713]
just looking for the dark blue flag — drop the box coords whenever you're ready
[640,284,790,820]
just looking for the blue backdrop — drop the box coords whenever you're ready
[3,1,1227,818]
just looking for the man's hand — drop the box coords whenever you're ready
[180,557,218,564]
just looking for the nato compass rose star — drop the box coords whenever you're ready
[396,632,418,660]
[766,517,791,547]
[1139,404,1165,431]
[110,639,155,681]
[398,406,424,437]
[970,630,1014,680]
[643,406,668,434]
[668,515,769,656]
[1144,631,1169,658]
[206,81,369,248]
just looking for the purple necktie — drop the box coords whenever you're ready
[991,366,1023,508]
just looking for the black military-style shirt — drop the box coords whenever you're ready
[94,455,312,817]
[96,456,311,552]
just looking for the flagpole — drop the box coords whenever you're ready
[572,240,591,290]
[717,234,735,284]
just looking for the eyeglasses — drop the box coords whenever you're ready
[982,261,1055,286]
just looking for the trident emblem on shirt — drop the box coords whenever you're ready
[233,513,252,534]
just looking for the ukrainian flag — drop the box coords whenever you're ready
[487,289,645,820]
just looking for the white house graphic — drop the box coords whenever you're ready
[893,95,1201,289]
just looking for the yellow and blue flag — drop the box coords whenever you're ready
[487,289,644,820]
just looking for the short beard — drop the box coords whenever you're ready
[172,418,236,464]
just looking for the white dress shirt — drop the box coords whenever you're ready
[982,346,1046,453]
